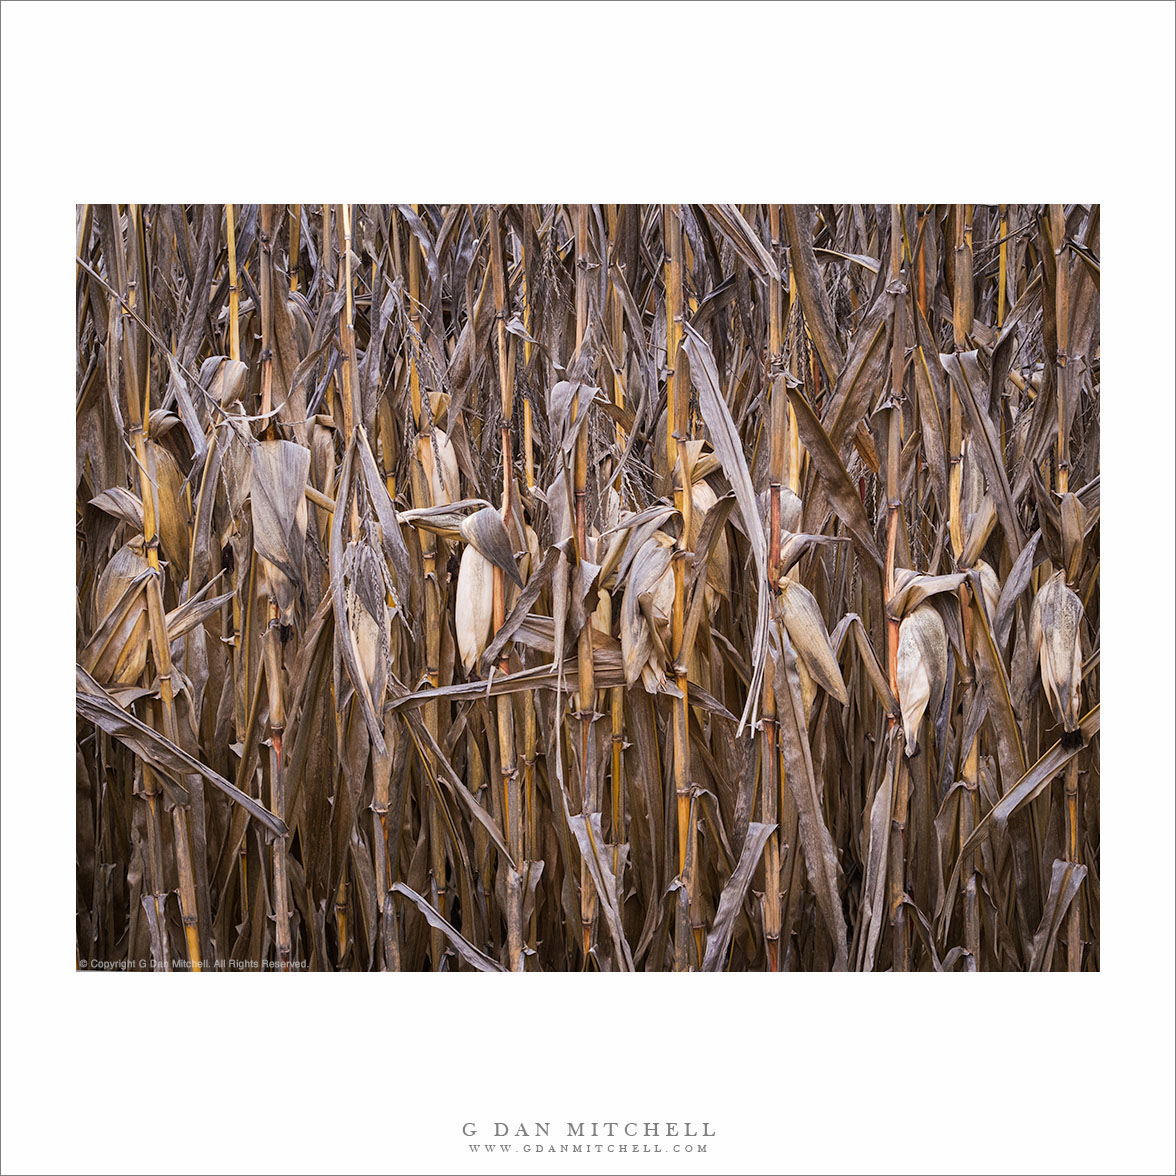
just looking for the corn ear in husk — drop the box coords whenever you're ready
[896,603,948,756]
[145,440,190,571]
[455,543,495,675]
[200,355,248,407]
[250,439,310,624]
[343,540,392,709]
[621,535,673,687]
[86,541,150,685]
[1029,570,1084,732]
[776,577,848,706]
[423,429,460,506]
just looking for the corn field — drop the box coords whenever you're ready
[75,203,1099,972]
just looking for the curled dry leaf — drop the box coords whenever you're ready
[460,506,523,588]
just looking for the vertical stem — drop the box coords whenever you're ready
[259,204,292,969]
[225,204,240,362]
[288,204,301,293]
[520,235,536,493]
[1064,760,1082,970]
[265,618,291,970]
[113,204,202,972]
[952,203,974,349]
[604,205,628,891]
[337,204,360,440]
[997,204,1008,329]
[403,208,446,968]
[916,205,928,319]
[961,737,981,966]
[335,873,349,966]
[665,203,697,965]
[1050,204,1071,495]
[1052,204,1080,969]
[762,204,785,970]
[489,206,523,969]
[885,204,909,972]
[573,203,599,961]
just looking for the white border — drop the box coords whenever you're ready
[2,3,1173,1174]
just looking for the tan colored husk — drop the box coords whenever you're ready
[1030,570,1084,732]
[208,357,249,406]
[896,603,948,756]
[427,429,460,506]
[146,440,190,570]
[95,541,149,622]
[456,543,495,674]
[591,588,612,636]
[796,651,817,723]
[250,439,310,624]
[1059,492,1089,584]
[73,202,1100,975]
[621,533,674,686]
[89,541,150,684]
[344,541,392,709]
[776,577,849,705]
[974,559,1001,623]
[689,480,731,601]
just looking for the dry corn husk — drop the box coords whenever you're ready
[676,438,721,486]
[95,541,148,622]
[200,355,248,407]
[591,589,612,637]
[344,541,391,708]
[760,487,804,555]
[523,524,541,583]
[88,541,150,685]
[456,543,495,675]
[1029,570,1083,732]
[422,429,460,506]
[646,543,675,628]
[974,559,1001,623]
[621,533,674,687]
[641,541,677,686]
[896,603,948,756]
[428,387,450,426]
[961,495,997,567]
[1059,492,1089,584]
[688,480,731,603]
[250,439,310,624]
[459,506,523,588]
[310,420,336,542]
[89,486,145,531]
[962,436,986,522]
[285,291,313,355]
[776,577,848,706]
[145,440,190,571]
[779,486,803,535]
[888,567,969,620]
